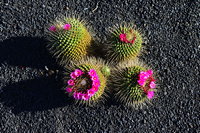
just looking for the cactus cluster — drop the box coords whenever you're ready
[46,17,92,65]
[46,16,157,108]
[106,24,143,62]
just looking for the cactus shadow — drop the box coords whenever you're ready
[90,40,106,59]
[0,76,73,114]
[0,37,58,69]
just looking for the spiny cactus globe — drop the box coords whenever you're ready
[106,24,143,63]
[63,57,110,105]
[110,60,157,108]
[46,17,92,65]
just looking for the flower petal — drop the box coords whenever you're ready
[49,25,56,31]
[82,94,90,101]
[149,81,156,89]
[63,24,71,30]
[147,91,154,99]
[67,79,75,86]
[70,72,77,79]
[74,69,83,77]
[66,88,72,93]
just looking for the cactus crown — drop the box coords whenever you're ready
[106,24,143,62]
[63,57,108,106]
[111,60,156,108]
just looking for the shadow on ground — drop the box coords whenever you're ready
[0,75,117,114]
[0,37,73,114]
[0,37,117,114]
[0,37,58,69]
[0,76,74,114]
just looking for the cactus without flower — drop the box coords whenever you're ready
[63,57,110,105]
[106,24,143,62]
[46,17,92,65]
[110,60,157,108]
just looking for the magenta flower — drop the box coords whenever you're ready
[92,80,100,88]
[76,92,83,99]
[73,92,83,100]
[74,69,83,77]
[49,25,56,32]
[63,24,71,30]
[146,70,153,76]
[82,94,90,101]
[88,69,97,76]
[139,71,149,80]
[66,88,73,93]
[137,79,145,86]
[137,69,156,89]
[149,81,156,89]
[91,75,98,81]
[119,34,127,42]
[119,33,136,44]
[67,79,75,86]
[87,89,95,96]
[91,86,98,92]
[73,92,78,99]
[147,91,154,99]
[70,72,77,79]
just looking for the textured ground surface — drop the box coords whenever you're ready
[0,0,200,133]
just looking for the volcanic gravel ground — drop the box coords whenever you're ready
[0,0,200,132]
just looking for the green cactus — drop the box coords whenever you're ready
[110,60,157,108]
[63,57,109,106]
[106,24,143,63]
[46,17,92,65]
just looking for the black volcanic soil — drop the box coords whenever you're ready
[0,0,199,132]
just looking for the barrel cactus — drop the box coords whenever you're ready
[63,57,110,105]
[110,60,157,108]
[46,17,92,65]
[106,24,143,63]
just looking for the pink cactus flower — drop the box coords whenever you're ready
[73,92,78,99]
[76,92,83,99]
[66,88,72,93]
[88,69,97,76]
[146,69,153,76]
[49,25,56,31]
[67,79,75,86]
[119,34,127,42]
[149,81,156,89]
[92,80,100,88]
[74,69,83,77]
[73,92,83,100]
[91,86,98,92]
[82,94,90,101]
[139,71,149,80]
[70,72,77,79]
[91,75,98,81]
[87,89,95,96]
[137,79,145,86]
[147,91,154,99]
[63,24,71,30]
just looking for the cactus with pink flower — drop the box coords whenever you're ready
[63,57,108,105]
[110,60,157,108]
[106,24,143,62]
[46,17,92,65]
